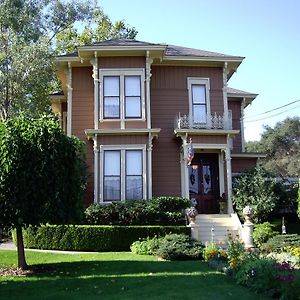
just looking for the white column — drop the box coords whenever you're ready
[218,151,225,196]
[225,145,234,213]
[66,62,73,136]
[91,53,99,130]
[146,52,153,129]
[93,137,99,203]
[240,98,246,152]
[222,62,229,129]
[181,136,190,199]
[147,135,153,199]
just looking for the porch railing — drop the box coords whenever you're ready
[175,112,232,130]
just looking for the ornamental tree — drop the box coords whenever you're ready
[0,115,86,269]
[232,166,277,223]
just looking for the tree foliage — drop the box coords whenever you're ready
[0,114,86,268]
[55,8,138,54]
[245,117,300,177]
[0,0,137,120]
[232,166,277,223]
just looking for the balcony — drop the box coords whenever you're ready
[175,112,232,131]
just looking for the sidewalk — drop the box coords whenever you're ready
[0,240,93,254]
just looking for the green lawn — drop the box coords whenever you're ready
[0,250,270,300]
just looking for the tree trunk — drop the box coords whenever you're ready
[16,225,28,270]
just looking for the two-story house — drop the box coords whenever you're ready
[52,39,264,219]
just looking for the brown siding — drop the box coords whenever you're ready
[99,121,121,129]
[228,100,242,152]
[125,121,147,129]
[232,157,258,173]
[190,135,227,144]
[151,65,224,196]
[97,135,148,145]
[98,56,145,68]
[72,67,94,206]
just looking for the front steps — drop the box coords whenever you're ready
[190,214,242,246]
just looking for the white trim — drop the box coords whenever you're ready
[223,62,229,129]
[218,152,225,196]
[66,62,72,136]
[187,77,211,127]
[91,54,99,129]
[93,137,99,203]
[99,144,147,203]
[99,68,146,124]
[240,98,246,152]
[225,136,234,213]
[192,143,227,150]
[146,53,153,129]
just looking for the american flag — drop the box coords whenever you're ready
[187,138,194,165]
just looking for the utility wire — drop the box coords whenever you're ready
[244,99,300,119]
[244,104,300,123]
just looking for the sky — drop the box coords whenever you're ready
[99,0,300,141]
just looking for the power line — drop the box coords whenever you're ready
[244,104,300,123]
[244,99,300,119]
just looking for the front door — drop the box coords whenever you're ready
[188,153,220,213]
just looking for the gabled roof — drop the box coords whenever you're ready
[91,38,159,47]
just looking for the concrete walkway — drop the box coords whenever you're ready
[0,240,93,254]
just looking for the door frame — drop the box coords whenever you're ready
[180,144,226,203]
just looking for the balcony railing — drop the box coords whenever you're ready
[175,112,232,130]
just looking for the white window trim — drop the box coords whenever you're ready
[99,144,147,203]
[99,68,146,125]
[187,77,211,126]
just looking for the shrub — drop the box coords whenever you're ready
[253,222,278,247]
[130,236,161,255]
[234,258,296,299]
[155,234,203,260]
[14,225,190,252]
[298,179,300,218]
[84,197,190,225]
[232,166,277,223]
[261,234,300,253]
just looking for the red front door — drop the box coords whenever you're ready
[188,153,220,214]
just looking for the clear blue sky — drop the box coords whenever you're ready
[99,0,300,141]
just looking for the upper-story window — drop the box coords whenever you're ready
[100,69,145,121]
[187,78,210,125]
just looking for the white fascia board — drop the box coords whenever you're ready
[163,55,244,63]
[174,129,240,137]
[55,57,80,63]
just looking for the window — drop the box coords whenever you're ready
[101,69,145,120]
[104,151,121,201]
[187,78,210,125]
[103,76,120,118]
[101,147,145,202]
[126,150,143,199]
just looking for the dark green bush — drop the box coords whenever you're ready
[235,258,296,299]
[84,197,190,225]
[14,225,190,252]
[253,222,278,247]
[261,234,300,253]
[155,234,203,260]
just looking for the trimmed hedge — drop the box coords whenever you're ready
[84,197,190,225]
[15,225,190,252]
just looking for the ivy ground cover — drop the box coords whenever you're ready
[0,250,270,300]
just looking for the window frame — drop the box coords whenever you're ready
[100,69,145,122]
[187,77,211,126]
[99,145,146,203]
